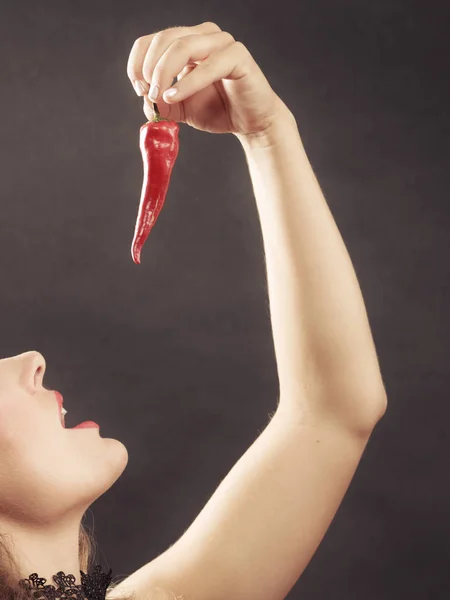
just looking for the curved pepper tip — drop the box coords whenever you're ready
[131,247,141,265]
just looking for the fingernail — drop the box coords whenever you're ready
[148,83,160,102]
[133,80,146,96]
[143,98,154,117]
[164,87,178,100]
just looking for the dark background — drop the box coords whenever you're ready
[1,1,449,598]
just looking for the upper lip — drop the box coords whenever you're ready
[54,391,65,426]
[54,390,64,410]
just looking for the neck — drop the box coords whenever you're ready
[0,513,84,585]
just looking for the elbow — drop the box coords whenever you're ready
[350,389,388,437]
[279,371,388,437]
[321,382,389,438]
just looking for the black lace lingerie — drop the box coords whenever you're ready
[18,564,113,600]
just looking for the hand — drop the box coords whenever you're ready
[127,21,291,138]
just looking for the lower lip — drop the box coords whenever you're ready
[73,421,100,429]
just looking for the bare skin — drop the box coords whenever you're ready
[0,351,128,585]
[107,21,387,600]
[1,20,386,600]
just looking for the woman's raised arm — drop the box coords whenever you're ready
[112,22,388,600]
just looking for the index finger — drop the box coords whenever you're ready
[127,33,155,95]
[126,22,220,95]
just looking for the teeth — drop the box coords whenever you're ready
[61,407,68,416]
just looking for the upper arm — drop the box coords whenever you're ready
[108,401,382,600]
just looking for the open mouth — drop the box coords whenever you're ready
[55,391,99,429]
[61,409,99,430]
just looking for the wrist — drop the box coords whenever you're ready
[235,102,298,150]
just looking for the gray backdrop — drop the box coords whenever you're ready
[0,1,449,598]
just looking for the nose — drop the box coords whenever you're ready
[20,351,47,393]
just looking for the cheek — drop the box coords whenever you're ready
[0,398,56,461]
[0,404,68,508]
[0,401,24,447]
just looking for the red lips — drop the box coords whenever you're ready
[54,390,64,411]
[53,390,99,430]
[54,390,65,427]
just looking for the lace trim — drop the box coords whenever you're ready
[18,564,113,600]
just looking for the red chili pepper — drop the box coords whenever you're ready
[131,103,180,264]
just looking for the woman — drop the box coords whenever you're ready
[1,21,387,600]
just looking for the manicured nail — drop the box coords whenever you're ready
[164,87,178,100]
[143,98,155,117]
[148,83,160,102]
[133,80,146,96]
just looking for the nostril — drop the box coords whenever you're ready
[35,365,45,388]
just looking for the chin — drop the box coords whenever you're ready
[105,437,129,478]
[83,440,129,504]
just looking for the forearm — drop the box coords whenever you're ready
[237,107,387,430]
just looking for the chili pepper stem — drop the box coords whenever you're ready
[151,102,170,123]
